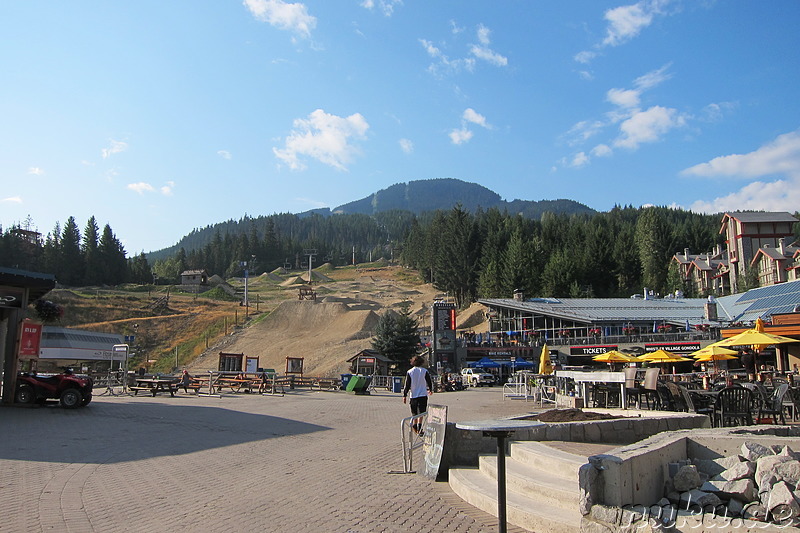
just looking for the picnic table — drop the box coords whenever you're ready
[130,378,179,397]
[215,376,257,393]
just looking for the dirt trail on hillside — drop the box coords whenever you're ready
[188,268,447,377]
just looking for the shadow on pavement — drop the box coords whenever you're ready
[0,399,330,464]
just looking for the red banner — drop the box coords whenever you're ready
[18,321,43,358]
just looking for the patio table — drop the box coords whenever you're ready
[456,419,544,533]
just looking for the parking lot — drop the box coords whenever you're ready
[0,387,536,532]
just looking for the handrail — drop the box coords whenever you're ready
[400,412,427,473]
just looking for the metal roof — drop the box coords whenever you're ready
[479,297,713,325]
[715,279,800,323]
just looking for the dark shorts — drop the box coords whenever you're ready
[409,396,428,416]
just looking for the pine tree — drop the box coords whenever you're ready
[59,216,83,285]
[83,216,101,285]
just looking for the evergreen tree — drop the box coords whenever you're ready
[98,224,127,284]
[371,302,421,365]
[82,216,101,285]
[59,216,83,285]
[129,252,152,284]
[371,311,398,360]
[432,206,479,308]
[635,207,671,295]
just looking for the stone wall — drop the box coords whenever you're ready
[581,427,800,532]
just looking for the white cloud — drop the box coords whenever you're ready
[449,20,464,35]
[449,127,473,145]
[565,120,605,145]
[27,167,44,176]
[127,182,155,194]
[463,108,490,129]
[634,63,672,90]
[273,109,369,171]
[690,179,800,214]
[602,0,671,47]
[1,196,22,204]
[614,105,686,149]
[399,138,414,154]
[606,88,640,109]
[683,131,800,215]
[160,181,175,196]
[591,144,613,157]
[469,24,508,67]
[102,139,128,159]
[217,150,232,160]
[570,152,590,167]
[574,51,597,64]
[361,0,402,16]
[681,130,800,179]
[243,0,316,39]
[575,0,673,65]
[449,108,491,145]
[419,39,475,76]
[421,23,506,76]
[701,101,737,123]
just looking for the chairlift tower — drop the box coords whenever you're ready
[303,249,316,283]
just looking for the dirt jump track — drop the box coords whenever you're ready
[189,300,381,377]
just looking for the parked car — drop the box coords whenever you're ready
[15,369,93,408]
[461,368,495,387]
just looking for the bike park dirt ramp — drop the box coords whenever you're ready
[195,300,380,377]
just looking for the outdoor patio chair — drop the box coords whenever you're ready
[713,387,754,428]
[663,382,688,412]
[640,367,661,409]
[740,383,767,413]
[785,387,800,422]
[757,383,789,424]
[623,367,640,408]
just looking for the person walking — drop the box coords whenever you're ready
[402,355,433,434]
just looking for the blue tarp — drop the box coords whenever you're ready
[469,356,501,368]
[509,358,535,369]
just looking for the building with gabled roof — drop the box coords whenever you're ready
[719,211,797,292]
[750,237,799,287]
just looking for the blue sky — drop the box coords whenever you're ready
[2,0,800,253]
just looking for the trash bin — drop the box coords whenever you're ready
[340,374,352,390]
[391,376,403,393]
[346,375,366,392]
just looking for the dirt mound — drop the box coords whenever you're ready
[457,302,487,331]
[190,300,379,377]
[280,276,305,287]
[262,272,284,283]
[518,409,624,423]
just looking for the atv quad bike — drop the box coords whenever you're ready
[15,370,93,408]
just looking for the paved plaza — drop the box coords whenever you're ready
[0,387,540,532]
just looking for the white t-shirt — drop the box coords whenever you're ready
[405,366,430,399]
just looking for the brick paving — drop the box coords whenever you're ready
[0,387,539,532]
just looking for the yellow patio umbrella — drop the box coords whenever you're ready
[716,329,796,348]
[539,343,553,375]
[592,350,640,363]
[694,352,739,363]
[753,317,769,352]
[637,349,692,363]
[690,344,739,358]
